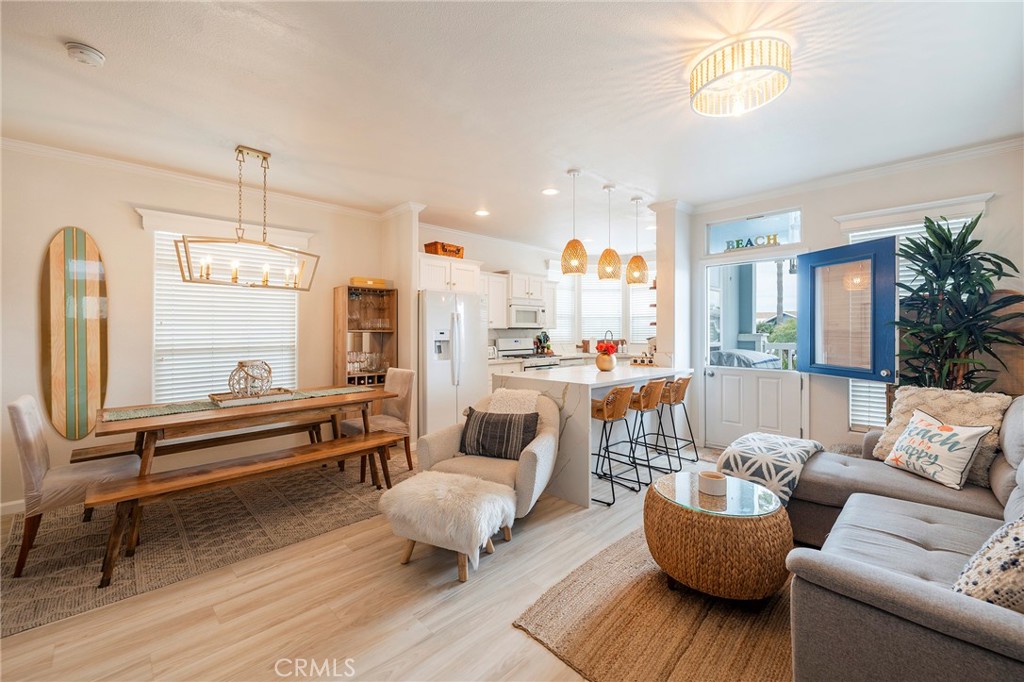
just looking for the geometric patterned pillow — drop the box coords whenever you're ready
[952,516,1024,614]
[884,409,992,490]
[717,432,824,505]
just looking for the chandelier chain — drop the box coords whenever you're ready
[262,157,269,242]
[236,150,245,240]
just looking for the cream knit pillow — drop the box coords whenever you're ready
[952,516,1024,614]
[873,387,1012,489]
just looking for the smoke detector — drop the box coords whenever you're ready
[65,42,105,67]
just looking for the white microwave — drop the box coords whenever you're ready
[508,303,546,329]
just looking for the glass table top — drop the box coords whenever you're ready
[652,471,781,517]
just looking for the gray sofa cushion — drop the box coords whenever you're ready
[823,494,1004,587]
[1001,396,1024,469]
[793,451,1004,519]
[990,454,1017,507]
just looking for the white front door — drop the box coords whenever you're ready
[704,367,803,447]
[703,258,805,447]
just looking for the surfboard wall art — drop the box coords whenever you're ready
[41,227,108,439]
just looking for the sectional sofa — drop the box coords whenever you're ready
[785,396,1023,680]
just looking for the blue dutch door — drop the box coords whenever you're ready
[796,237,897,382]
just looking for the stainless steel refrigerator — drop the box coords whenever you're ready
[418,290,489,436]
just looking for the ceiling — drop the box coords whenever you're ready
[2,2,1022,252]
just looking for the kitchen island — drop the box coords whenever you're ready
[494,364,693,508]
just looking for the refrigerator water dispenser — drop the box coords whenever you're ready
[432,328,451,360]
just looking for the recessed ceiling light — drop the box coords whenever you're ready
[474,209,490,217]
[645,224,657,231]
[65,42,105,67]
[541,188,559,196]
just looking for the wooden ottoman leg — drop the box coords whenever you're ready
[457,553,468,582]
[400,539,416,564]
[503,526,512,542]
[485,538,494,554]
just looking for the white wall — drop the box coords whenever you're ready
[420,223,556,275]
[687,140,1024,450]
[1,142,383,508]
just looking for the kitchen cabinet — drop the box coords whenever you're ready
[482,273,509,329]
[418,254,481,293]
[506,272,547,302]
[488,360,524,390]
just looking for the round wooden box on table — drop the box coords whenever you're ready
[643,471,792,600]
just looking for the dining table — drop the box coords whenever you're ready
[92,385,397,477]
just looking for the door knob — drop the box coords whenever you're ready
[706,369,716,377]
[880,369,891,378]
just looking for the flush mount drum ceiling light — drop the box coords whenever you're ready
[690,37,791,117]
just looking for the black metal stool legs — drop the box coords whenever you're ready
[654,402,699,466]
[591,419,641,506]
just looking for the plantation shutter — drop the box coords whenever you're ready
[580,268,622,339]
[628,265,657,343]
[153,231,298,403]
[846,219,967,429]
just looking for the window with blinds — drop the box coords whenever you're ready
[580,268,622,339]
[628,266,657,342]
[846,218,968,430]
[548,276,577,343]
[153,231,298,403]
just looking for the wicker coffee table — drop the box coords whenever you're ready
[643,471,792,600]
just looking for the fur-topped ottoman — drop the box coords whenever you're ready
[379,470,516,582]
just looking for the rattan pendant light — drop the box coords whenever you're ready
[598,184,621,280]
[560,169,587,276]
[626,196,649,286]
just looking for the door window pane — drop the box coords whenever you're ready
[813,259,873,369]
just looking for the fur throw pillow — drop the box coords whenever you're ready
[873,387,1012,488]
[488,388,540,414]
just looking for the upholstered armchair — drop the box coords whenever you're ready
[417,394,559,519]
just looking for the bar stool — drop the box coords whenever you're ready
[655,376,699,468]
[590,386,641,506]
[626,378,668,485]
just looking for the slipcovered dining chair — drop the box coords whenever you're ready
[337,368,416,471]
[7,395,140,577]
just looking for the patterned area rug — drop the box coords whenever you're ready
[1,460,415,637]
[515,529,792,681]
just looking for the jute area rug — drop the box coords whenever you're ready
[515,528,792,682]
[1,461,414,637]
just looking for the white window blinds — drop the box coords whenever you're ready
[846,219,967,430]
[628,265,657,343]
[580,268,622,339]
[153,231,298,403]
[549,276,577,343]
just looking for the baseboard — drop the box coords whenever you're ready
[1,499,25,516]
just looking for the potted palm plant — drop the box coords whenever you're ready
[896,213,1024,391]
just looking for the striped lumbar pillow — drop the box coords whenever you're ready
[460,407,539,460]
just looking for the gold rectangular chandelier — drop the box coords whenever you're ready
[174,146,320,291]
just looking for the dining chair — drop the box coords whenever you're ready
[337,368,416,476]
[7,395,140,577]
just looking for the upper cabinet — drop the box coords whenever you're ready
[506,272,547,302]
[418,253,481,293]
[483,273,509,329]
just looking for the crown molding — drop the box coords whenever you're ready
[693,136,1023,215]
[420,222,562,256]
[1,137,382,221]
[381,201,427,219]
[649,199,695,214]
[834,192,995,232]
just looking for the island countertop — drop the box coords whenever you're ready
[514,364,691,388]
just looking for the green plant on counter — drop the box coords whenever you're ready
[896,213,1024,391]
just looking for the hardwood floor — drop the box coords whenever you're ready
[1,453,714,681]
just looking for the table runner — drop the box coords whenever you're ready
[103,386,373,422]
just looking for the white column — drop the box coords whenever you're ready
[650,200,693,369]
[380,202,425,438]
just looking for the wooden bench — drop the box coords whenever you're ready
[71,421,333,463]
[86,430,405,588]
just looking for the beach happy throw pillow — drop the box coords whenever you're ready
[885,409,992,489]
